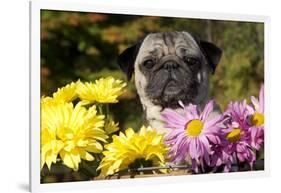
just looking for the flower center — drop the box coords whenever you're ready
[185,119,204,137]
[251,112,264,126]
[226,128,241,142]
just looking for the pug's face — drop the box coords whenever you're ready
[117,32,222,108]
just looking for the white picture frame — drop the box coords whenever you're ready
[29,0,270,192]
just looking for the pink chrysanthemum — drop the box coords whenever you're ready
[162,100,223,172]
[246,85,264,150]
[223,101,256,169]
[209,138,233,172]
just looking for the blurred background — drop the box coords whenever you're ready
[41,10,264,183]
[41,10,264,130]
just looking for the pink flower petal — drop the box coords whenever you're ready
[186,104,200,119]
[161,108,187,128]
[200,100,214,122]
[259,84,264,113]
[251,96,260,112]
[189,138,198,159]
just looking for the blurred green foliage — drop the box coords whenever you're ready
[41,10,264,131]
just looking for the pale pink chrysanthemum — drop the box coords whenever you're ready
[162,100,223,173]
[246,85,264,150]
[209,137,234,172]
[223,101,256,169]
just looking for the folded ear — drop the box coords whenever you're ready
[117,40,143,80]
[199,40,222,73]
[192,35,222,73]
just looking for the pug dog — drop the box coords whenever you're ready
[117,31,222,133]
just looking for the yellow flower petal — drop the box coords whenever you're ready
[85,142,103,153]
[125,128,135,138]
[104,119,119,134]
[98,126,168,176]
[77,77,126,104]
[53,81,78,103]
[79,149,95,161]
[60,151,75,170]
[41,100,107,171]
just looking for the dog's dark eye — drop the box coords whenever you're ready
[143,59,155,69]
[184,57,200,66]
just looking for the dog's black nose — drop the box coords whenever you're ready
[163,61,179,70]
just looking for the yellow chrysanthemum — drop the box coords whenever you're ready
[52,81,78,102]
[41,127,64,170]
[77,77,126,105]
[97,126,168,176]
[41,81,78,106]
[41,102,108,171]
[104,119,119,134]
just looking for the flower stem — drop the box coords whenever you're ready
[139,163,144,175]
[106,104,110,119]
[236,152,240,171]
[98,104,103,115]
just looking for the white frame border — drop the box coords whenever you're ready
[30,0,271,192]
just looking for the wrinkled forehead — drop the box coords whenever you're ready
[139,31,201,56]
